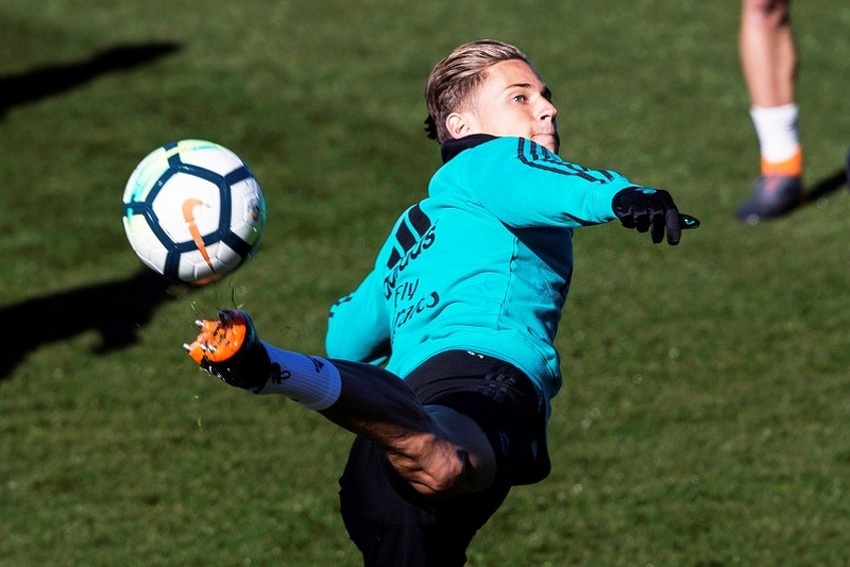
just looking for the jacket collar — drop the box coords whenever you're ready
[440,134,497,163]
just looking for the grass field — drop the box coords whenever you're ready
[2,1,850,565]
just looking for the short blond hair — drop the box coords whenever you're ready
[424,39,530,142]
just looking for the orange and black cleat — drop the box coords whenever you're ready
[184,309,271,392]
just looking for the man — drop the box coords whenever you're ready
[185,39,697,566]
[736,0,803,222]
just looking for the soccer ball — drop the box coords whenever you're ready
[122,139,266,285]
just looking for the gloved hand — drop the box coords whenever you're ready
[612,186,697,245]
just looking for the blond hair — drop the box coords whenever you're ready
[424,39,530,142]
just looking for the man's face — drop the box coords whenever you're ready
[454,59,559,153]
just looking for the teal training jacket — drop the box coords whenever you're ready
[325,135,641,414]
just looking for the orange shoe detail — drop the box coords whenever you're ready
[186,310,249,365]
[761,148,803,178]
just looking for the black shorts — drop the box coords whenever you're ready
[337,350,551,567]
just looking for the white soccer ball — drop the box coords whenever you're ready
[122,139,266,285]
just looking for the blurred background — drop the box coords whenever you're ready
[1,1,849,565]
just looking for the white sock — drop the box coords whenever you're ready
[256,343,341,411]
[750,103,800,163]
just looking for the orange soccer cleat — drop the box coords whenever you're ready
[184,309,271,392]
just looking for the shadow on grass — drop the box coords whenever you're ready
[805,168,848,203]
[0,270,193,382]
[0,41,182,118]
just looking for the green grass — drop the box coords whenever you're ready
[2,1,850,565]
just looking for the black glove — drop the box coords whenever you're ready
[612,186,687,245]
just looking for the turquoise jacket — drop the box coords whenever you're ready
[326,135,639,413]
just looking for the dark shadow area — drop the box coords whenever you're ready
[805,168,847,203]
[0,270,194,382]
[0,41,182,117]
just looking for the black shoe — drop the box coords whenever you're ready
[184,310,271,392]
[736,175,804,223]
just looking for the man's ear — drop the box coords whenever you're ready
[445,111,476,140]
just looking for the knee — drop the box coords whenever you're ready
[743,0,790,23]
[389,405,497,497]
[386,432,470,497]
[413,458,468,497]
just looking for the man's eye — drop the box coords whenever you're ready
[512,95,527,102]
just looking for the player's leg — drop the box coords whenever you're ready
[740,0,796,107]
[184,309,497,498]
[339,434,511,567]
[338,351,547,566]
[737,0,803,221]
